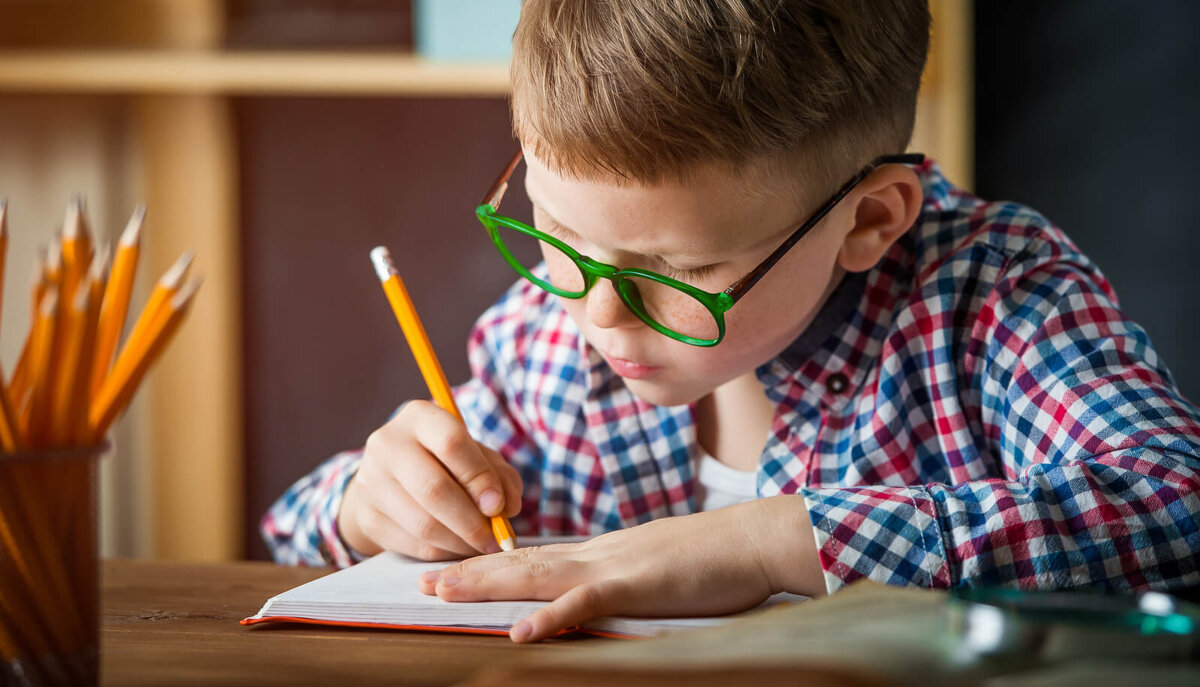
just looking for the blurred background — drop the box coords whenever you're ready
[0,1,1192,562]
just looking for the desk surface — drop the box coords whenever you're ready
[102,559,576,686]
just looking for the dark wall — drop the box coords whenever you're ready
[237,98,531,559]
[975,1,1200,401]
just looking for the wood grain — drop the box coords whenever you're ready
[101,559,579,686]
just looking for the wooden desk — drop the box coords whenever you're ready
[101,559,576,686]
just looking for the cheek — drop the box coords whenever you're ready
[720,245,841,355]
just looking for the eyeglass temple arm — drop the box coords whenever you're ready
[482,150,525,209]
[723,153,925,302]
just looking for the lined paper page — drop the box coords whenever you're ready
[249,536,809,637]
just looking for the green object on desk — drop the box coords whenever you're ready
[951,586,1199,637]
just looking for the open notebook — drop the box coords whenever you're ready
[243,537,809,638]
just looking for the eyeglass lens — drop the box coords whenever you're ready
[491,222,721,341]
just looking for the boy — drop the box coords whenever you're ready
[264,0,1200,643]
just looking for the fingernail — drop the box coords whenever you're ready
[478,489,502,515]
[511,621,532,641]
[439,575,460,587]
[421,570,441,584]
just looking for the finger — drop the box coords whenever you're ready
[357,504,465,562]
[481,446,524,518]
[362,474,477,558]
[510,580,628,643]
[407,401,510,518]
[430,546,578,602]
[393,441,499,554]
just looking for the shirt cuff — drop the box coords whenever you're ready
[801,485,953,594]
[315,452,370,568]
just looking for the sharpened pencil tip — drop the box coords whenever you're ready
[161,250,195,287]
[500,538,515,552]
[172,275,203,308]
[90,245,111,280]
[63,200,80,238]
[120,204,147,246]
[370,246,398,282]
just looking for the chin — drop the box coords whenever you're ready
[619,376,711,408]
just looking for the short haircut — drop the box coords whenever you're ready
[511,0,931,193]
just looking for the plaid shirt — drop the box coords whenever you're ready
[263,160,1200,593]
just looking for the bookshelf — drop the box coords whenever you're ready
[0,51,509,96]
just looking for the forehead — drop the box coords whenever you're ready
[521,148,811,260]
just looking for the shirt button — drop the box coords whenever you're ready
[826,372,849,394]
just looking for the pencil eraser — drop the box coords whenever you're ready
[370,246,397,281]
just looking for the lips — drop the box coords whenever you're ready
[600,351,661,380]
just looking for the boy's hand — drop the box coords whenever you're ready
[337,400,523,560]
[417,494,826,642]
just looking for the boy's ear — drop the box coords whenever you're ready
[837,164,924,273]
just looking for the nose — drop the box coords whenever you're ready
[585,278,640,331]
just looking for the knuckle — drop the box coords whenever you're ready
[414,476,453,505]
[458,464,497,494]
[363,429,387,458]
[430,427,468,458]
[400,399,433,419]
[359,505,384,538]
[416,544,443,562]
[410,513,441,542]
[467,521,495,548]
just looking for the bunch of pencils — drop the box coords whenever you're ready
[0,198,200,683]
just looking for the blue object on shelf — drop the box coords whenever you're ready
[415,0,522,62]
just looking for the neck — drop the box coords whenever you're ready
[695,371,774,472]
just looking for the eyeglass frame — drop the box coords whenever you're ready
[476,150,925,347]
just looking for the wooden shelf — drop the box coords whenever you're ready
[0,50,510,96]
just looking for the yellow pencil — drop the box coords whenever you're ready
[369,246,516,552]
[8,253,47,414]
[60,197,92,309]
[0,357,20,452]
[48,276,92,447]
[23,291,58,449]
[91,205,144,397]
[97,250,191,396]
[89,276,199,442]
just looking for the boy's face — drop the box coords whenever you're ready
[523,148,854,407]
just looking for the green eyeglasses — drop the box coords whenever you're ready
[476,150,924,347]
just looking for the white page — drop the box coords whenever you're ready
[249,536,808,637]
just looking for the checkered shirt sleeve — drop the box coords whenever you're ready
[260,449,364,567]
[804,216,1200,593]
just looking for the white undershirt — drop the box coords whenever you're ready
[694,449,759,511]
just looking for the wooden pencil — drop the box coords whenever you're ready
[48,275,100,448]
[7,254,48,416]
[97,250,192,397]
[369,246,517,552]
[23,291,59,449]
[91,205,144,397]
[89,276,200,442]
[73,253,107,444]
[0,361,22,453]
[59,196,92,307]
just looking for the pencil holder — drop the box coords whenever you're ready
[0,443,109,687]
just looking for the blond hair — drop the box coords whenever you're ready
[511,0,930,192]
